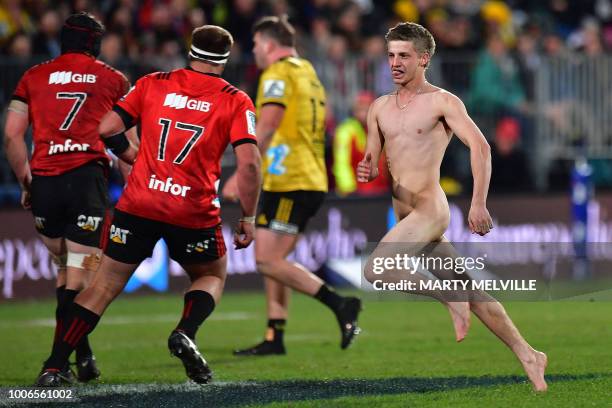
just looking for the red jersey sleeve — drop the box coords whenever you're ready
[230,92,258,148]
[113,75,146,128]
[114,72,131,103]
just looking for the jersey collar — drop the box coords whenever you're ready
[185,66,221,77]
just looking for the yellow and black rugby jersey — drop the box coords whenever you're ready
[255,57,328,192]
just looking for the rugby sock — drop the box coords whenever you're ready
[53,285,66,343]
[314,284,344,313]
[64,289,94,361]
[45,303,100,370]
[175,290,216,340]
[265,319,286,344]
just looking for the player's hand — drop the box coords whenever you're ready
[20,177,32,210]
[222,174,239,202]
[233,219,255,249]
[468,204,493,236]
[357,152,379,183]
[20,189,31,210]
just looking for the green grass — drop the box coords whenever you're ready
[0,292,610,407]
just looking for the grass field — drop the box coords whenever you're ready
[0,291,610,407]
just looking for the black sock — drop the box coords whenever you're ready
[314,284,344,313]
[44,303,100,370]
[175,290,216,340]
[54,286,66,343]
[266,319,286,345]
[64,289,94,361]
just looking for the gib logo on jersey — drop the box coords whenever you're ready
[48,139,90,155]
[77,215,102,232]
[148,175,191,197]
[163,93,211,112]
[49,71,96,85]
[110,225,130,244]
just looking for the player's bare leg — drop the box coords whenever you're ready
[234,228,362,355]
[469,293,548,391]
[39,236,68,288]
[365,202,471,342]
[169,256,227,384]
[255,229,323,294]
[409,238,548,391]
[265,277,291,320]
[264,277,291,344]
[74,256,138,315]
[61,240,104,381]
[36,256,138,386]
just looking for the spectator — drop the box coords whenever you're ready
[467,33,526,117]
[333,91,389,196]
[0,0,35,46]
[31,9,61,58]
[490,117,533,192]
[7,31,30,59]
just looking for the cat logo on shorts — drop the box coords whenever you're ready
[110,225,130,244]
[77,215,103,231]
[34,217,46,231]
[186,239,212,253]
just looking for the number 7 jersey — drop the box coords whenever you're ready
[114,67,257,228]
[12,52,129,176]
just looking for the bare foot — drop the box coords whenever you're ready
[521,350,548,392]
[446,302,471,342]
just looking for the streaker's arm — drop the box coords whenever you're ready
[357,98,384,182]
[440,91,493,235]
[98,110,138,165]
[4,100,31,189]
[440,92,491,205]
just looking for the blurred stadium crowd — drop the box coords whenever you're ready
[1,0,612,204]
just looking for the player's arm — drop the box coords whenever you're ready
[222,103,284,202]
[98,110,138,165]
[357,98,384,182]
[4,100,32,209]
[439,91,493,236]
[256,103,284,155]
[117,127,139,180]
[235,142,262,218]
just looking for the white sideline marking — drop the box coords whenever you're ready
[0,312,254,329]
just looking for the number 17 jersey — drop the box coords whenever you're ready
[114,68,257,228]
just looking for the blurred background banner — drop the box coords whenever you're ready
[3,194,612,300]
[1,0,612,299]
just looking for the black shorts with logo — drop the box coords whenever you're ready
[30,161,109,247]
[256,190,326,234]
[103,209,226,265]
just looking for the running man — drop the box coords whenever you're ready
[358,22,548,391]
[4,12,130,383]
[224,16,362,356]
[35,25,261,386]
